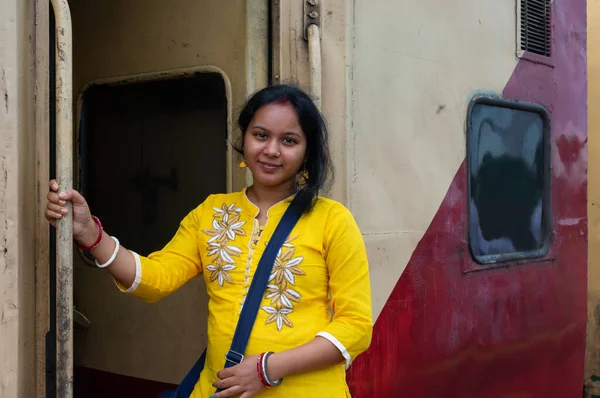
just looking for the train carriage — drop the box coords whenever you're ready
[0,0,594,397]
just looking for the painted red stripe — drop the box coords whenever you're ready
[347,0,587,396]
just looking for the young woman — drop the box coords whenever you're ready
[46,84,372,398]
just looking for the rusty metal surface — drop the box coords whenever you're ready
[50,0,73,396]
[270,0,282,85]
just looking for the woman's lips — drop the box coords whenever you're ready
[259,161,281,171]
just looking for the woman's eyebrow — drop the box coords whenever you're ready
[252,125,301,137]
[251,125,269,131]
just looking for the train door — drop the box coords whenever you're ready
[43,1,268,396]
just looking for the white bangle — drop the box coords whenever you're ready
[95,236,120,268]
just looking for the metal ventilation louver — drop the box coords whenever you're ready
[520,0,552,57]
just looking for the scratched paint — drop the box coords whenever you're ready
[347,0,587,396]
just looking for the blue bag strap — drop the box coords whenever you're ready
[216,194,305,392]
[168,194,305,397]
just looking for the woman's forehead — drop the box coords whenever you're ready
[250,103,304,135]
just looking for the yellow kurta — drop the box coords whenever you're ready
[116,189,372,397]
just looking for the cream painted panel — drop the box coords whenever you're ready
[0,0,36,396]
[0,3,21,394]
[350,0,519,319]
[71,0,246,99]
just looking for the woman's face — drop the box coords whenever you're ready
[243,102,307,189]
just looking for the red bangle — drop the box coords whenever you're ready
[78,216,103,251]
[256,353,270,388]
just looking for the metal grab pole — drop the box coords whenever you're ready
[50,0,74,396]
[307,24,321,110]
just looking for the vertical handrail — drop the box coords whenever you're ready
[50,0,74,397]
[307,24,322,110]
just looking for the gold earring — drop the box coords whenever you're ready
[239,161,247,168]
[297,169,308,186]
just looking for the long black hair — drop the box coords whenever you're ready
[235,84,333,211]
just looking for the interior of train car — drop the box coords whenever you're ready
[47,1,267,396]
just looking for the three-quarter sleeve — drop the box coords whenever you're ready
[316,203,373,369]
[114,204,203,303]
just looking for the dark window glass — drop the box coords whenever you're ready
[467,97,551,264]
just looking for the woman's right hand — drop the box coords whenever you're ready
[45,179,98,247]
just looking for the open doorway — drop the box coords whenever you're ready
[73,72,228,397]
[80,72,227,254]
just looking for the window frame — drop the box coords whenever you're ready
[466,95,552,265]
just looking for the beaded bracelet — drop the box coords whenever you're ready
[256,353,271,388]
[258,351,282,388]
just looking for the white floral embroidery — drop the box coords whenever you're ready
[207,242,243,263]
[202,203,246,286]
[261,236,304,331]
[265,282,301,308]
[206,260,236,286]
[213,203,242,222]
[269,254,304,285]
[261,306,294,331]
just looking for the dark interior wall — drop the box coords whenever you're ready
[83,73,227,254]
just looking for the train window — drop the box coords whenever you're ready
[467,96,551,264]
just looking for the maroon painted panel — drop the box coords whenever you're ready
[347,0,587,396]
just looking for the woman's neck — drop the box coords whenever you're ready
[247,181,297,209]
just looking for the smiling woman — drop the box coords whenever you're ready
[242,102,308,203]
[45,84,372,398]
[235,84,333,216]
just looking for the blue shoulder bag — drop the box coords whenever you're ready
[158,194,306,397]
